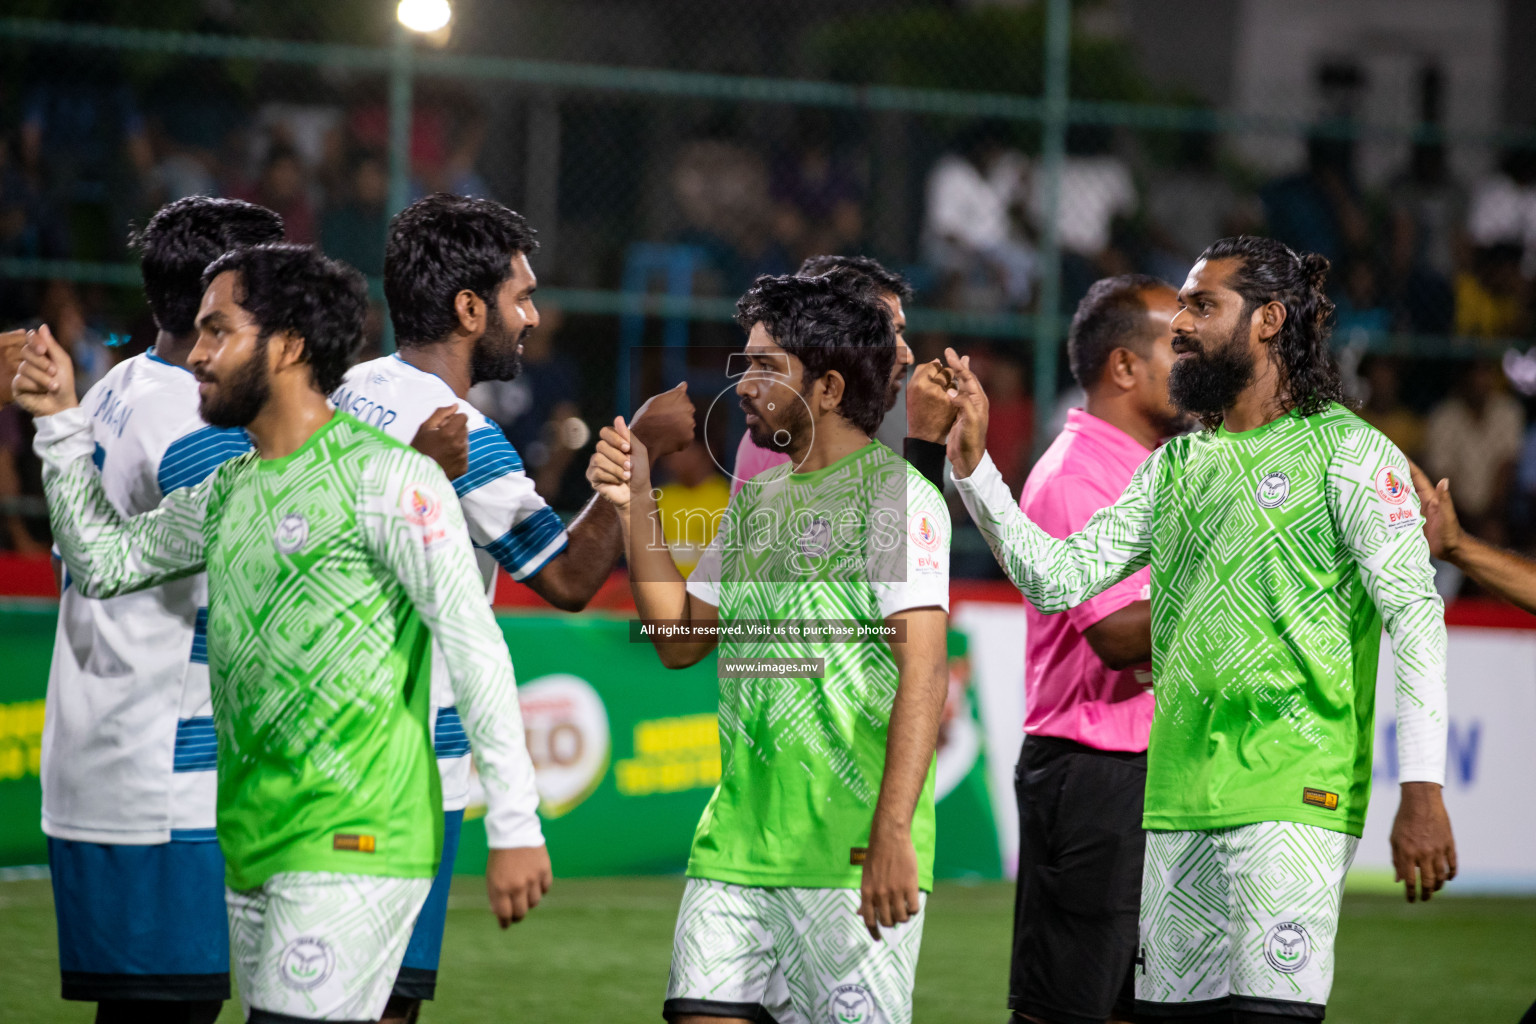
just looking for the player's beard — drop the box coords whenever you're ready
[196,336,271,428]
[741,388,811,455]
[1168,321,1256,420]
[469,303,530,385]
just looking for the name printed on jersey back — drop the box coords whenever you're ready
[332,382,397,432]
[91,385,134,439]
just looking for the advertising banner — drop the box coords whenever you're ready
[8,596,1526,891]
[0,604,1003,880]
[958,603,1536,892]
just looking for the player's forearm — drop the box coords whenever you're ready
[33,407,204,597]
[528,493,622,611]
[953,452,1147,613]
[620,491,690,621]
[872,613,948,837]
[419,572,543,846]
[1083,600,1153,670]
[447,651,545,848]
[618,492,714,666]
[1447,534,1536,616]
[372,455,546,848]
[902,438,947,493]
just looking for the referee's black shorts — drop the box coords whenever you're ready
[1009,733,1147,1024]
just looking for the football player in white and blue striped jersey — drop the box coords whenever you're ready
[333,193,696,1021]
[40,197,285,1024]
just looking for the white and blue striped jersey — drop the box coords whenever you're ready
[42,351,251,844]
[333,355,569,811]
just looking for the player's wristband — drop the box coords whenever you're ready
[903,437,946,492]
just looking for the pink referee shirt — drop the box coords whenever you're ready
[1019,408,1155,752]
[729,432,791,496]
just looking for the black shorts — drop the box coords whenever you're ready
[1010,734,1147,1024]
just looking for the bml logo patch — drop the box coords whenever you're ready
[274,513,309,554]
[1263,921,1310,974]
[827,983,877,1024]
[1256,471,1290,509]
[278,936,334,991]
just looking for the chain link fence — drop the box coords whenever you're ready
[2,0,1534,564]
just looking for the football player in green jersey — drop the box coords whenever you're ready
[912,236,1455,1023]
[588,273,951,1024]
[15,243,549,1024]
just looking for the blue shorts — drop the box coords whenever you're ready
[392,808,464,1001]
[48,833,231,1002]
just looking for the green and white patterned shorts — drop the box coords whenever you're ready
[1137,820,1358,1018]
[227,872,432,1022]
[664,878,926,1024]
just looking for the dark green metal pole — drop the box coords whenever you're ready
[1033,0,1070,454]
[384,22,414,354]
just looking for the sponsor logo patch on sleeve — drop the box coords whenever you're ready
[909,511,945,574]
[400,483,449,546]
[1375,465,1409,505]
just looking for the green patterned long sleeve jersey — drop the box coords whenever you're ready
[954,405,1447,837]
[35,408,542,889]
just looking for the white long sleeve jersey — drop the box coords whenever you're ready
[42,352,252,843]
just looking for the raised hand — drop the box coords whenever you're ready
[629,381,695,459]
[906,359,958,443]
[941,347,988,479]
[11,326,78,418]
[1409,461,1462,563]
[410,404,471,480]
[587,416,650,511]
[486,844,553,928]
[0,330,27,406]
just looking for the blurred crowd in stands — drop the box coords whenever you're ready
[3,66,1536,583]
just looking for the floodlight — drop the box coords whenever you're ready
[397,0,451,34]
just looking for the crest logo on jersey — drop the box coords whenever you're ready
[1256,471,1290,509]
[1375,465,1409,505]
[278,936,334,991]
[400,483,451,547]
[274,513,309,554]
[799,516,832,558]
[1263,922,1310,974]
[402,486,442,527]
[828,983,877,1024]
[909,511,941,552]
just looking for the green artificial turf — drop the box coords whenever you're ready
[2,876,1531,1022]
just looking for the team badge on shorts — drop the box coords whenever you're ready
[278,936,335,991]
[1256,471,1290,509]
[1263,922,1310,974]
[827,983,877,1024]
[274,513,309,554]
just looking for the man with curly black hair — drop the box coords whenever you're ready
[15,242,547,1024]
[913,236,1455,1023]
[731,254,946,495]
[589,273,951,1024]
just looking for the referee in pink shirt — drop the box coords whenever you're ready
[1010,275,1189,1024]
